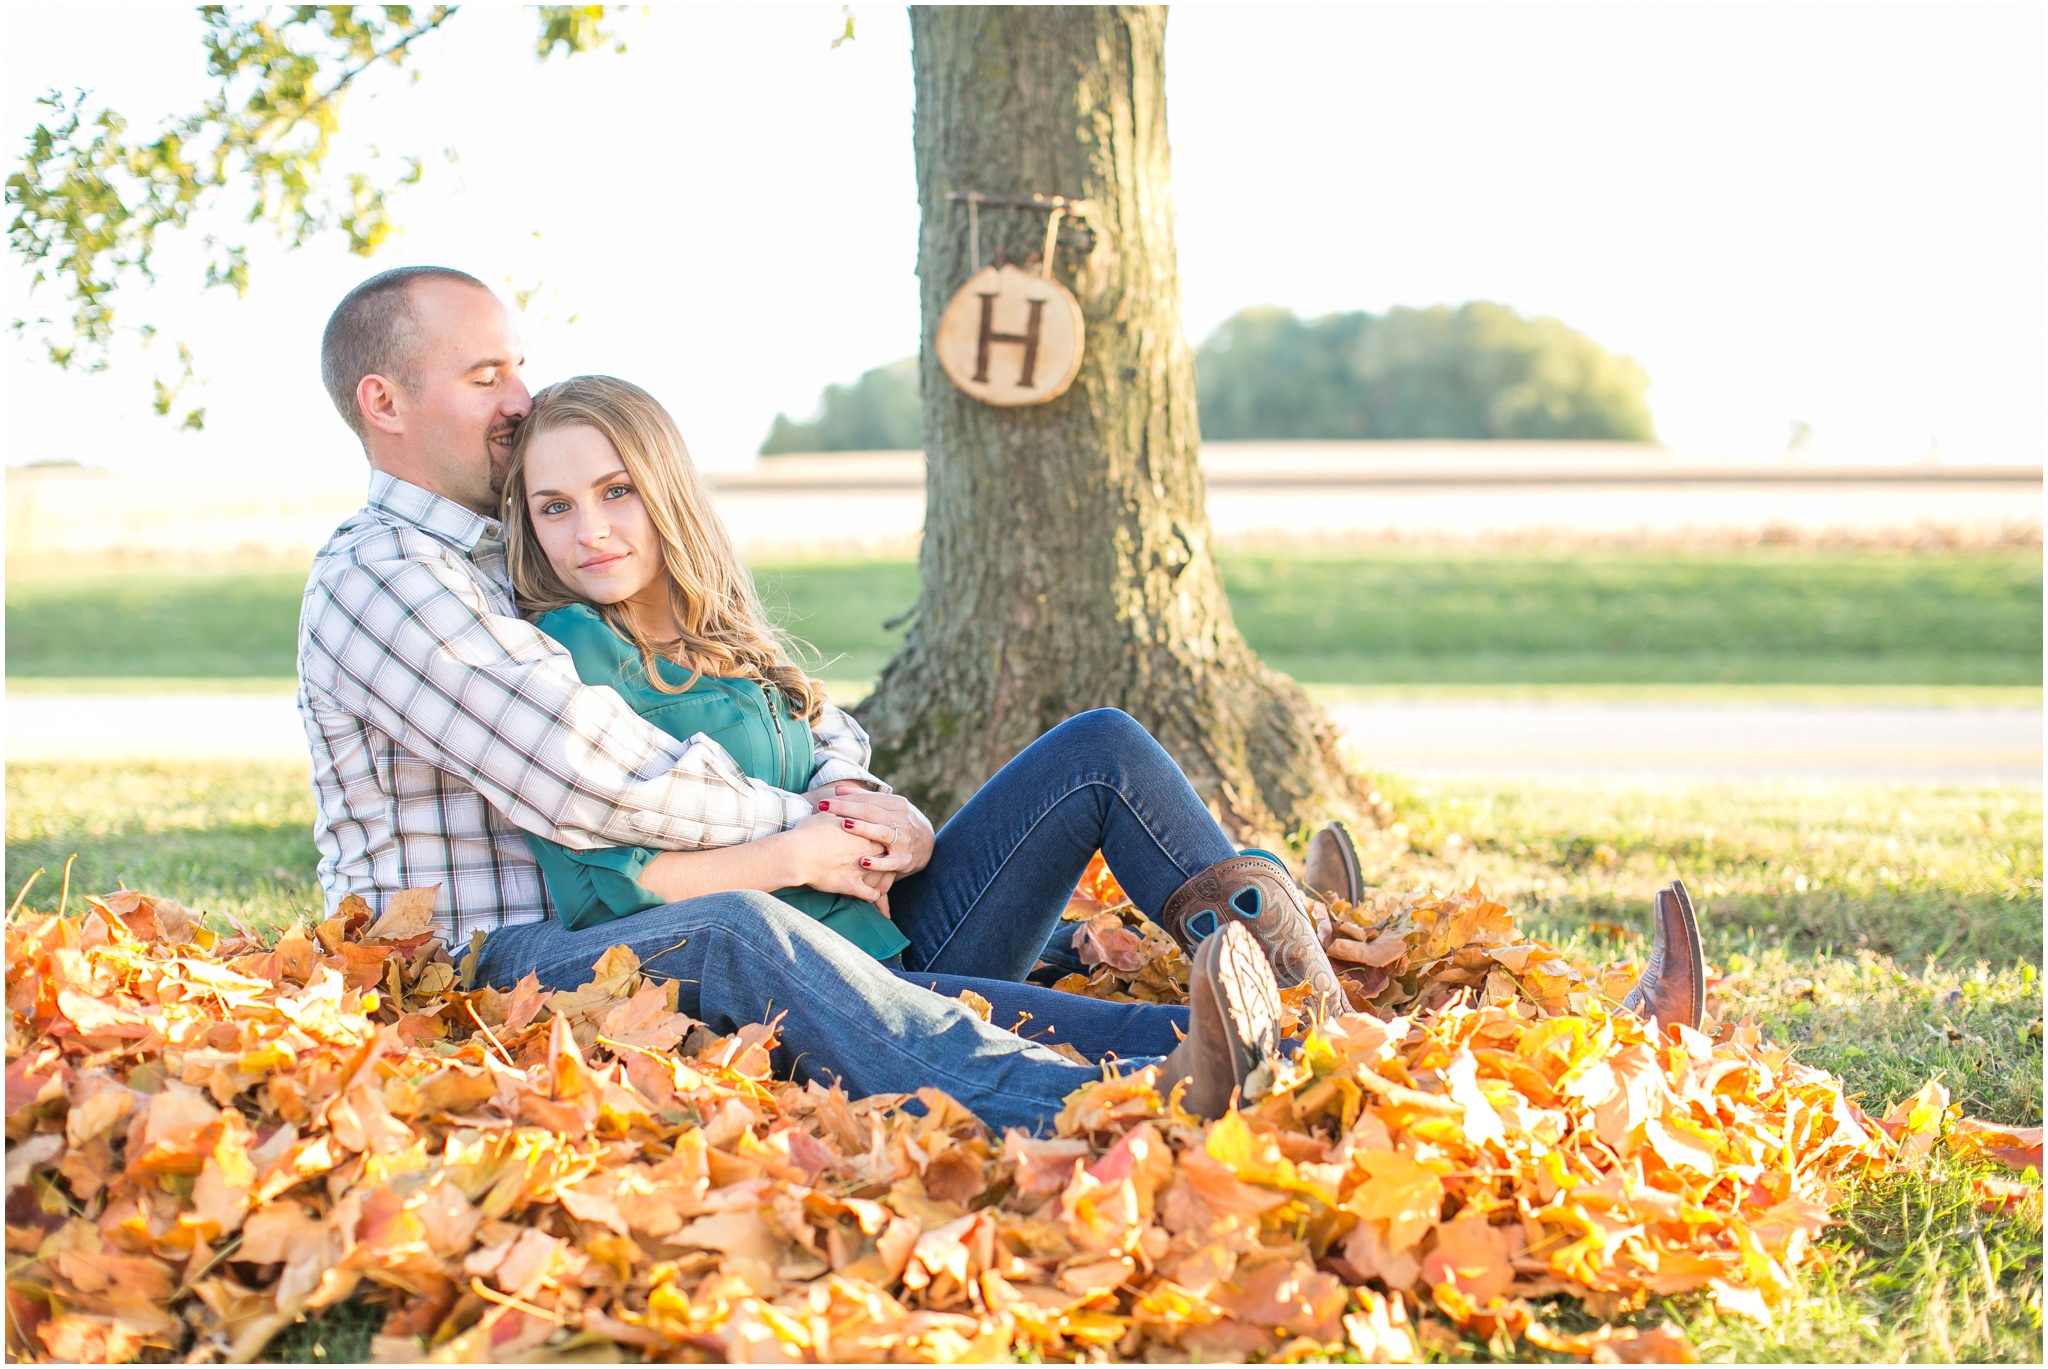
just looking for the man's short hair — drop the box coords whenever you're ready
[320,266,489,442]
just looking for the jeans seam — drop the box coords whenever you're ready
[918,776,1201,971]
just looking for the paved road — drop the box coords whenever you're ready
[1323,701,2040,785]
[7,691,2039,784]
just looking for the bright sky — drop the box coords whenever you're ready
[3,3,2041,483]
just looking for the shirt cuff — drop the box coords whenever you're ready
[808,758,892,794]
[761,783,815,837]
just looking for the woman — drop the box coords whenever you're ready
[489,377,1704,1124]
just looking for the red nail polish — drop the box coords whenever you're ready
[861,858,872,868]
[843,819,855,830]
[817,801,829,811]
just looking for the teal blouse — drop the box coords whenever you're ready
[523,605,909,961]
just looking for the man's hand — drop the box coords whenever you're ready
[813,782,936,877]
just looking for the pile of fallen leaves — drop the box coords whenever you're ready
[6,873,2039,1365]
[1054,862,1642,1021]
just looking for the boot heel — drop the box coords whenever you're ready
[1161,922,1282,1119]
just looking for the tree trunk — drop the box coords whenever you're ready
[856,4,1363,847]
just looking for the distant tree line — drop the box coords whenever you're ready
[760,357,924,454]
[759,301,1654,453]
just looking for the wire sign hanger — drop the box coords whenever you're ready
[934,192,1090,407]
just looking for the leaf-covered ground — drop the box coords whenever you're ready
[5,761,2042,1362]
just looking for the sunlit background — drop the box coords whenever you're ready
[4,3,2041,482]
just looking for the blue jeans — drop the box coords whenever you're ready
[476,709,1238,1132]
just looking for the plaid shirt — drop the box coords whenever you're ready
[298,472,887,938]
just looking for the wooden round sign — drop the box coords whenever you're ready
[934,265,1085,407]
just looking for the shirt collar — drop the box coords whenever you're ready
[367,470,503,553]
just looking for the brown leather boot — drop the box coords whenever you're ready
[1159,921,1282,1119]
[1160,850,1345,1017]
[1303,821,1364,906]
[1619,880,1706,1032]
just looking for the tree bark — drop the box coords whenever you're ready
[856,4,1363,847]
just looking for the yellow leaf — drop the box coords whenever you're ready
[1203,1111,1337,1205]
[1346,1152,1444,1252]
[588,943,643,998]
[1645,1116,1718,1176]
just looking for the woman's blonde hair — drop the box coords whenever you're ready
[503,375,828,721]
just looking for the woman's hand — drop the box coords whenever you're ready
[774,811,895,912]
[639,815,895,916]
[813,783,936,877]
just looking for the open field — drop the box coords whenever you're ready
[7,548,2041,690]
[1217,549,2042,688]
[5,759,2040,1361]
[11,448,2038,569]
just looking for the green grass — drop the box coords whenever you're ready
[1222,548,2042,687]
[1342,775,2045,1361]
[6,759,2039,1362]
[5,566,311,680]
[1358,777,2043,1120]
[4,760,320,930]
[9,548,2039,688]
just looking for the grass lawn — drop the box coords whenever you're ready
[8,548,2040,689]
[6,760,2040,1362]
[1218,548,2042,688]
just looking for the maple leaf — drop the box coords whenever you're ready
[1347,1151,1446,1253]
[1329,934,1410,968]
[588,943,644,998]
[364,885,439,941]
[501,971,546,1033]
[1946,1117,2044,1172]
[1422,1215,1518,1305]
[1973,1176,2039,1215]
[598,983,694,1052]
[1878,1077,1959,1164]
[1074,912,1149,972]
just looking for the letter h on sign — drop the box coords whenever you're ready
[972,293,1047,388]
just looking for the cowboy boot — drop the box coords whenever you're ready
[1159,921,1282,1119]
[1303,821,1364,907]
[1160,850,1345,1017]
[1619,879,1706,1032]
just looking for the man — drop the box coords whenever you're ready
[298,266,1282,1133]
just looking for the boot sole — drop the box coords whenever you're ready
[1328,821,1363,905]
[1212,922,1282,1078]
[1667,878,1707,1030]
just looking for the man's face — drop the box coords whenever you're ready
[387,281,531,515]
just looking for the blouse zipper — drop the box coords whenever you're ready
[765,686,789,787]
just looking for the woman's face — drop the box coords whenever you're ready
[521,424,666,612]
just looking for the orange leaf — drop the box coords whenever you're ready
[502,971,545,1033]
[1421,1216,1515,1305]
[1948,1118,2044,1173]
